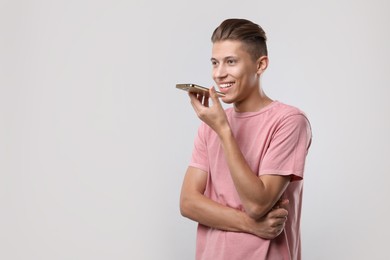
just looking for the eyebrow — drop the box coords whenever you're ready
[210,56,238,62]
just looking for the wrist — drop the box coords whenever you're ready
[237,210,254,234]
[217,124,233,141]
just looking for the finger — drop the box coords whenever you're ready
[277,225,285,235]
[209,87,222,106]
[271,218,287,228]
[204,95,209,107]
[269,208,288,218]
[273,198,289,211]
[271,221,285,228]
[278,199,290,209]
[188,92,199,105]
[189,92,203,113]
[197,93,203,103]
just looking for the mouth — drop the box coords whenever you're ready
[218,82,235,92]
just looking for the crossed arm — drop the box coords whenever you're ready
[179,88,291,239]
[180,166,289,239]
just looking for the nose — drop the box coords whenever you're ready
[213,64,227,79]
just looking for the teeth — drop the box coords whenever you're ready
[220,83,234,88]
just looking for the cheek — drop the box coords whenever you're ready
[236,66,256,82]
[228,67,242,78]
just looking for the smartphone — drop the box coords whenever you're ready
[176,83,225,97]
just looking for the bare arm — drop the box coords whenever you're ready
[189,89,290,219]
[180,166,288,239]
[219,127,291,219]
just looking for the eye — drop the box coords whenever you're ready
[211,60,218,66]
[227,59,236,65]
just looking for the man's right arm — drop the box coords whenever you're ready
[179,166,288,239]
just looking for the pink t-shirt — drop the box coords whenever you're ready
[189,101,312,260]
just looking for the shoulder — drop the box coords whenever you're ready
[270,101,310,123]
[272,101,306,116]
[268,102,312,149]
[265,102,312,138]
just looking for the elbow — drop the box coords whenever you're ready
[179,202,188,218]
[245,203,271,220]
[179,195,191,218]
[246,209,264,220]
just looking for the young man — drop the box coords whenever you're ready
[180,18,312,260]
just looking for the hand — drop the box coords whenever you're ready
[188,87,229,135]
[246,199,289,239]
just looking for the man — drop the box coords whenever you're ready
[180,18,312,260]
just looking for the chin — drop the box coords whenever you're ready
[221,96,234,104]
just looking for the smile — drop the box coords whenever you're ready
[219,82,234,89]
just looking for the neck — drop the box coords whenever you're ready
[233,87,273,113]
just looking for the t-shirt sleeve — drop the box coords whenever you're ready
[189,123,209,173]
[259,113,312,181]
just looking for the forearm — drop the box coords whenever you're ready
[180,191,251,233]
[218,127,280,219]
[180,191,287,239]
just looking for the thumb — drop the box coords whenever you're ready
[209,86,220,103]
[278,199,289,210]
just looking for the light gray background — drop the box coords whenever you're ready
[1,0,389,259]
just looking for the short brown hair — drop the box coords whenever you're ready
[211,18,268,60]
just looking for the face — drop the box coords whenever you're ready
[211,40,265,108]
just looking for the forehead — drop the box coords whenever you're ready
[211,40,248,59]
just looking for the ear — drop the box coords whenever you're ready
[256,56,269,74]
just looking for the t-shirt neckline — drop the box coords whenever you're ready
[232,101,280,118]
